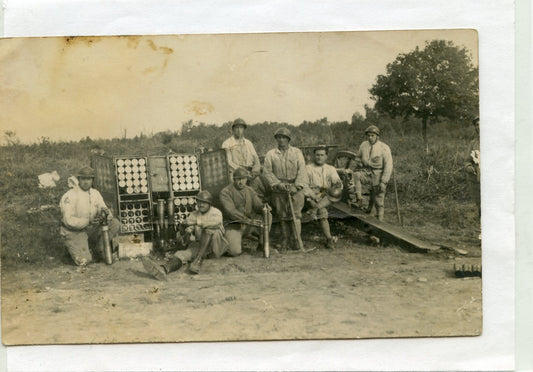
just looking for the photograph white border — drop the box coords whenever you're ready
[1,0,520,371]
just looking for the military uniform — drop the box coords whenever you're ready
[263,145,307,220]
[173,206,230,262]
[220,181,270,254]
[221,119,261,177]
[305,162,342,220]
[353,126,393,221]
[59,176,119,266]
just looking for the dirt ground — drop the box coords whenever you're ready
[0,219,482,345]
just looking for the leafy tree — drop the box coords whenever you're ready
[369,40,479,144]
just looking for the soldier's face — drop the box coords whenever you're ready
[367,133,378,145]
[232,125,245,138]
[79,177,93,191]
[197,201,210,214]
[314,150,327,165]
[275,135,289,148]
[233,177,247,190]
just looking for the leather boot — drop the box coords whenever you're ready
[188,255,202,274]
[142,257,168,281]
[162,257,183,273]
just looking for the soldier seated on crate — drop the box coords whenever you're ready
[304,145,343,249]
[59,166,120,266]
[142,190,232,279]
[219,167,272,255]
[352,125,393,221]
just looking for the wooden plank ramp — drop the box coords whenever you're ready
[330,202,441,253]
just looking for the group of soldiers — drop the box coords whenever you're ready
[59,118,394,278]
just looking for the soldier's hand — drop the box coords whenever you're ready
[90,215,103,225]
[379,182,387,193]
[289,184,298,195]
[275,183,288,192]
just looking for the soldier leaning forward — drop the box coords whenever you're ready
[220,167,272,254]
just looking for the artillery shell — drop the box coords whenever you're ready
[454,264,464,278]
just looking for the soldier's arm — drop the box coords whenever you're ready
[60,193,90,230]
[294,150,308,190]
[250,187,264,214]
[263,152,281,188]
[222,139,239,171]
[329,165,343,189]
[380,144,393,184]
[248,140,262,174]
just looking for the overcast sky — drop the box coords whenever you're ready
[0,29,477,143]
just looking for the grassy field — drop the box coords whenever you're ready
[0,118,480,268]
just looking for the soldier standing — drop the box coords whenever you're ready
[353,125,393,221]
[263,128,308,251]
[221,118,261,179]
[59,166,120,266]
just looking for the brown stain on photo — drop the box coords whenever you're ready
[146,39,174,55]
[64,36,103,48]
[142,39,175,74]
[186,101,214,116]
[121,35,141,49]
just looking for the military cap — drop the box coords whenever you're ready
[232,118,247,129]
[195,190,213,205]
[274,127,291,141]
[365,125,380,136]
[77,166,96,178]
[233,167,249,179]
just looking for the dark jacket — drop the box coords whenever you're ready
[219,183,263,224]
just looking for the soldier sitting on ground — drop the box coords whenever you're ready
[304,145,343,249]
[142,190,230,279]
[219,167,272,255]
[59,166,120,266]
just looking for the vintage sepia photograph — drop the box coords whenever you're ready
[0,30,481,345]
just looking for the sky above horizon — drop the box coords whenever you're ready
[0,30,478,143]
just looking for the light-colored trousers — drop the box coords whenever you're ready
[60,219,120,266]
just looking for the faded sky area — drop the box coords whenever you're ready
[0,30,477,143]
